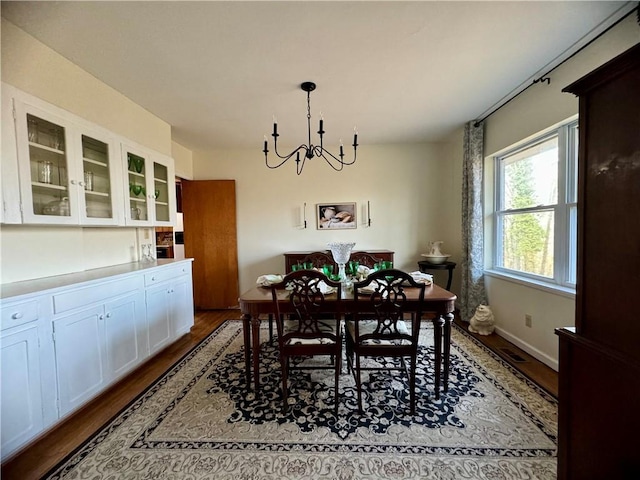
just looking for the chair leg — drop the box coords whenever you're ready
[334,353,340,416]
[268,314,274,343]
[355,354,364,413]
[409,354,417,415]
[281,355,289,413]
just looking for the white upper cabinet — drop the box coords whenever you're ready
[14,100,123,226]
[123,143,176,227]
[2,84,175,228]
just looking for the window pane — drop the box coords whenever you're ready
[502,137,558,210]
[501,211,554,278]
[567,205,577,284]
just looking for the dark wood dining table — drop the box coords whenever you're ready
[239,282,457,399]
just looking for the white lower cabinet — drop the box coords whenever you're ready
[0,296,57,460]
[0,260,194,459]
[146,283,173,354]
[53,290,145,416]
[145,263,194,355]
[1,324,45,455]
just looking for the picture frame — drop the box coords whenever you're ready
[316,202,357,229]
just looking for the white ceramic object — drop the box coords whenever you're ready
[421,253,451,264]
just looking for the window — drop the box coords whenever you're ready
[493,120,577,289]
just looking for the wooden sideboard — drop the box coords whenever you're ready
[283,250,394,273]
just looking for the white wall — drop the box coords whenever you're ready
[0,19,173,283]
[172,141,193,180]
[191,143,461,295]
[482,15,639,370]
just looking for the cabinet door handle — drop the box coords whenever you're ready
[105,312,112,318]
[151,276,156,281]
[79,181,85,187]
[70,179,77,185]
[99,314,105,320]
[11,312,23,319]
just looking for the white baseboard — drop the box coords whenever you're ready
[493,326,559,372]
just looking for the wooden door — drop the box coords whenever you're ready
[181,180,239,309]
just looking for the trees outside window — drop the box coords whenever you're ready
[494,121,577,289]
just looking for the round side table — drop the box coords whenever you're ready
[418,260,456,291]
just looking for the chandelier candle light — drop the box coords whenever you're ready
[263,82,358,175]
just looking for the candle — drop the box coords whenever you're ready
[367,200,371,226]
[263,135,268,152]
[273,115,278,135]
[353,126,358,146]
[303,202,307,221]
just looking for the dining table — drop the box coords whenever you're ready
[239,280,457,399]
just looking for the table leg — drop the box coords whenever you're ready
[431,315,445,399]
[445,269,453,291]
[242,313,251,387]
[443,312,454,391]
[251,314,262,391]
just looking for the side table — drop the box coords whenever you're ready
[418,260,456,291]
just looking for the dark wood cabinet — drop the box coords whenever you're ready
[557,43,640,480]
[283,250,394,273]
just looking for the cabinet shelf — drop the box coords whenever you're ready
[83,158,108,168]
[31,181,67,191]
[154,178,167,184]
[29,141,64,156]
[155,200,169,206]
[130,197,147,204]
[128,171,145,179]
[85,190,110,198]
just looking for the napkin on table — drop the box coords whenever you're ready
[256,274,284,287]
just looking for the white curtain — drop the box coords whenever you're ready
[460,121,488,322]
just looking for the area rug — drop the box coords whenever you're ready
[45,320,557,480]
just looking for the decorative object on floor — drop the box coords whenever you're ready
[43,321,557,480]
[317,202,356,229]
[263,82,358,175]
[468,304,496,335]
[421,240,451,264]
[328,241,356,281]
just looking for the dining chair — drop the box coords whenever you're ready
[345,269,426,414]
[349,251,382,269]
[270,270,343,414]
[300,251,335,272]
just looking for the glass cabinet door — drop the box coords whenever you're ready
[81,135,117,223]
[125,148,151,225]
[153,161,170,223]
[20,112,75,223]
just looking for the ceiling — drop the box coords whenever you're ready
[1,1,633,152]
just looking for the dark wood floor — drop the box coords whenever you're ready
[1,310,557,479]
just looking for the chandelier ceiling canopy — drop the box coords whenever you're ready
[263,82,358,175]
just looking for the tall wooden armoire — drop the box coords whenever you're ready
[182,179,239,309]
[557,43,640,479]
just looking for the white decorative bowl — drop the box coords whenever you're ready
[421,253,451,264]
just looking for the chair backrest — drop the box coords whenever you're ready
[352,269,425,344]
[349,251,383,268]
[300,251,335,271]
[270,270,342,343]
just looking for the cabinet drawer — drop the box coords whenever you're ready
[53,276,141,314]
[1,300,39,330]
[144,263,191,286]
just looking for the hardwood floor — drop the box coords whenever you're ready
[1,310,557,479]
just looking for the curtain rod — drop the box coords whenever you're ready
[474,3,639,127]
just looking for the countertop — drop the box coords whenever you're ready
[0,258,193,300]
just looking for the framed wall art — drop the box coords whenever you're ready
[316,202,357,229]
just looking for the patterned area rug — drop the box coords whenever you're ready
[45,321,557,479]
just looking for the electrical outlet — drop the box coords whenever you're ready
[525,314,532,328]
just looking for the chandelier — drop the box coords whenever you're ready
[263,82,358,175]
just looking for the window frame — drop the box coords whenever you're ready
[492,119,578,291]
